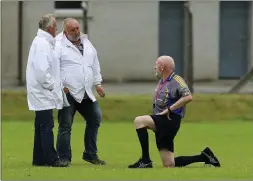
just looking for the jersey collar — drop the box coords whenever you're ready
[161,72,175,83]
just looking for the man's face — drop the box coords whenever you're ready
[154,60,164,78]
[65,20,81,42]
[48,18,57,37]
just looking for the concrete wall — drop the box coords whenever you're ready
[21,1,54,83]
[0,1,1,86]
[250,2,253,69]
[87,1,158,82]
[1,1,19,86]
[191,1,220,80]
[1,1,253,87]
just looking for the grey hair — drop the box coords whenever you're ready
[39,14,55,31]
[62,18,77,31]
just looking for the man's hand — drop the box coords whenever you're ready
[96,84,105,98]
[157,108,171,120]
[157,109,168,115]
[63,87,69,93]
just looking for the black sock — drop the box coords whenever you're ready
[136,127,150,162]
[175,154,206,167]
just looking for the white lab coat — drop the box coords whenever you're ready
[55,31,63,42]
[26,29,69,111]
[55,33,102,103]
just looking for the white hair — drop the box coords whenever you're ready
[38,14,55,31]
[62,17,77,31]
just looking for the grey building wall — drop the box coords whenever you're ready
[191,1,220,80]
[1,1,54,86]
[250,2,253,68]
[1,1,19,86]
[1,1,253,87]
[87,1,158,82]
[21,1,54,83]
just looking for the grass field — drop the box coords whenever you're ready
[2,121,253,180]
[1,92,253,180]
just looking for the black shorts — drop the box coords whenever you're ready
[150,112,181,152]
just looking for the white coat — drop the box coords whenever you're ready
[55,31,63,42]
[26,29,69,111]
[55,33,102,103]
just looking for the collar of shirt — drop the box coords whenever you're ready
[61,33,88,47]
[161,72,175,84]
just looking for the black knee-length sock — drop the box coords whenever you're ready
[136,127,150,162]
[175,154,206,167]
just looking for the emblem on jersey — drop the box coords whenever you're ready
[164,88,169,104]
[165,88,169,97]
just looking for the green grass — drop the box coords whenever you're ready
[2,91,253,122]
[1,92,253,179]
[2,121,253,180]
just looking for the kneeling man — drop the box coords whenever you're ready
[128,56,220,168]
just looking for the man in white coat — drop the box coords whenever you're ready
[26,14,69,167]
[55,18,106,166]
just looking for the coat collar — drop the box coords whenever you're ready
[37,29,56,47]
[61,33,88,47]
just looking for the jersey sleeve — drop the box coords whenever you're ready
[173,75,191,97]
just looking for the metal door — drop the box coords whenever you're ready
[159,1,184,75]
[219,1,250,78]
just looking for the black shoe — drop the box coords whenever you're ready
[51,159,69,167]
[82,154,106,165]
[59,159,71,167]
[128,158,153,168]
[201,147,221,167]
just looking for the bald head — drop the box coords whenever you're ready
[63,18,80,42]
[157,56,175,71]
[154,56,175,80]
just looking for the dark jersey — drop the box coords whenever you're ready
[152,72,191,118]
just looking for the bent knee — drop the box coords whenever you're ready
[134,116,154,129]
[163,162,175,168]
[134,116,143,125]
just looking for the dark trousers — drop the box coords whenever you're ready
[56,93,102,161]
[33,109,58,165]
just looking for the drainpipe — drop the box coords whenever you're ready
[81,1,88,34]
[18,1,23,86]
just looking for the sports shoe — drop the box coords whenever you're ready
[33,159,69,167]
[128,158,153,168]
[201,147,221,167]
[51,159,69,167]
[59,159,71,167]
[83,154,106,165]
